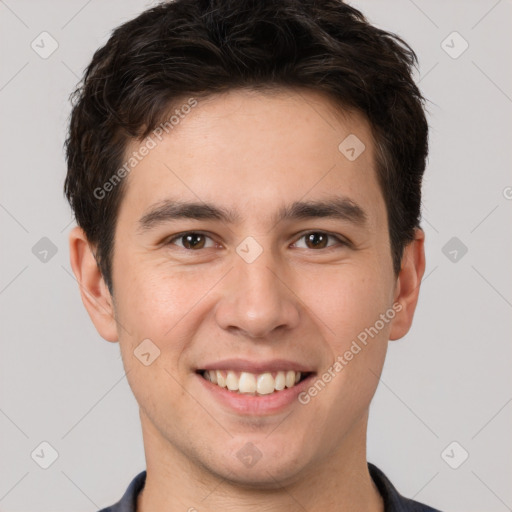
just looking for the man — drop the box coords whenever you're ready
[64,0,442,510]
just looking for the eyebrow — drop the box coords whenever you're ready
[137,196,368,233]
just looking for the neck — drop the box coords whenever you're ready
[137,411,384,512]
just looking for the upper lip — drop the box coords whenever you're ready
[198,358,315,374]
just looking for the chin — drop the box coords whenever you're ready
[205,439,310,488]
[216,461,306,489]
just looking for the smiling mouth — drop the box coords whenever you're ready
[197,369,313,395]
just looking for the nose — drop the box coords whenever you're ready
[214,247,301,339]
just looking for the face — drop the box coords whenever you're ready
[71,87,424,487]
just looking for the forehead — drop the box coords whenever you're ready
[119,88,384,229]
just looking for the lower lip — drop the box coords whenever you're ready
[196,372,316,415]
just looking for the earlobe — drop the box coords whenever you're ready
[389,228,426,341]
[68,226,119,342]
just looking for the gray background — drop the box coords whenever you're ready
[1,0,511,511]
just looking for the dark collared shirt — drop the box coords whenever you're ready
[97,462,442,511]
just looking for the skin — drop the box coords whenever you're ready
[69,88,425,512]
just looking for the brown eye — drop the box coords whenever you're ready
[294,231,346,250]
[167,232,215,250]
[305,232,328,249]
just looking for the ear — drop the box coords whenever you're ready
[389,228,426,341]
[68,226,119,342]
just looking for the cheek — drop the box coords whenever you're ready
[114,258,195,336]
[114,266,195,419]
[321,270,392,395]
[307,265,392,346]
[302,262,393,414]
[304,274,391,435]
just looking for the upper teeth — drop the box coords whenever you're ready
[203,370,302,394]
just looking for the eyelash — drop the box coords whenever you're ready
[165,231,350,251]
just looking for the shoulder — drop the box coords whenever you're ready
[368,462,444,512]
[96,470,147,512]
